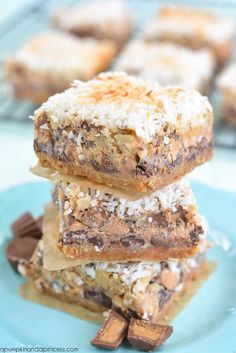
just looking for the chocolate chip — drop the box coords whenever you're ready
[83,140,95,149]
[189,228,200,246]
[120,235,145,248]
[187,137,210,163]
[57,151,68,162]
[87,236,104,247]
[34,140,54,156]
[127,308,141,320]
[128,318,173,352]
[136,161,154,177]
[165,153,183,171]
[177,206,187,223]
[91,155,118,174]
[84,290,112,308]
[158,288,172,310]
[160,261,168,271]
[5,237,38,273]
[152,213,168,228]
[81,121,92,131]
[151,236,171,248]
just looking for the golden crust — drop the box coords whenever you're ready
[36,140,213,193]
[59,241,201,262]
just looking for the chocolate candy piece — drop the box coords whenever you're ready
[11,212,42,239]
[37,215,43,232]
[127,318,173,352]
[5,237,38,273]
[91,310,128,349]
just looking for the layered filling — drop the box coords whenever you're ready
[55,178,205,253]
[34,112,213,183]
[20,240,206,322]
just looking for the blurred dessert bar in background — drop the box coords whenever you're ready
[217,62,236,126]
[52,0,133,48]
[115,41,216,94]
[53,177,205,261]
[143,6,235,66]
[33,72,213,193]
[19,235,208,324]
[5,31,117,104]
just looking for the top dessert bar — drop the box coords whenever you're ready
[115,41,216,94]
[34,72,213,193]
[5,31,117,104]
[52,0,133,48]
[143,6,235,65]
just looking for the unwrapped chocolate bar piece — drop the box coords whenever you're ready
[128,318,173,351]
[91,310,128,349]
[33,72,213,192]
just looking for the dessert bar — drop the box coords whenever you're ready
[217,62,236,126]
[19,238,207,324]
[115,41,216,94]
[143,6,235,65]
[52,0,133,48]
[54,177,206,261]
[34,72,213,192]
[5,32,117,104]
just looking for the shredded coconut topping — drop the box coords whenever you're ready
[34,71,212,143]
[62,178,196,220]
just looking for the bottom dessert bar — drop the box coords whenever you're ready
[19,239,207,323]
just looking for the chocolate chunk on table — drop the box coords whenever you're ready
[11,212,42,239]
[127,318,173,351]
[91,310,128,349]
[37,215,43,232]
[5,237,38,273]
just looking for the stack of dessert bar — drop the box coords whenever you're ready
[20,72,213,349]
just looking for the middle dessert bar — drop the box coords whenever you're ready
[54,176,205,261]
[33,72,213,193]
